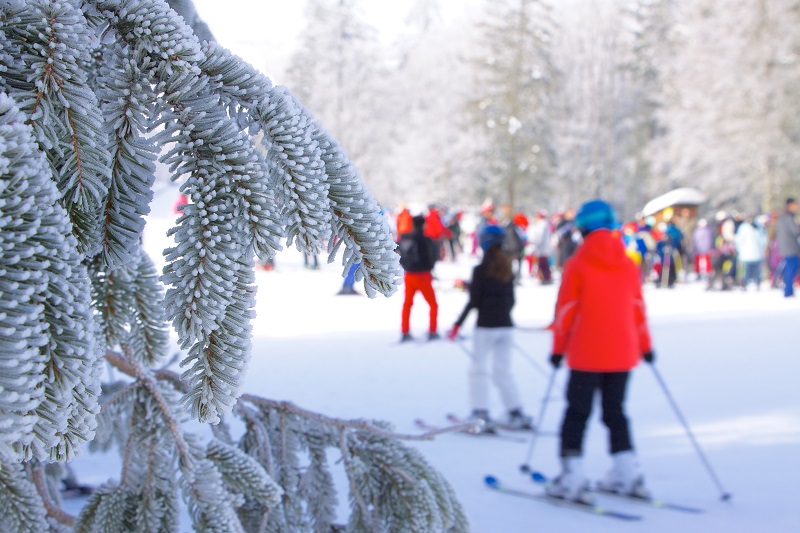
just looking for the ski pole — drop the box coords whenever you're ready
[519,368,558,481]
[650,364,732,501]
[512,342,549,378]
[450,336,473,357]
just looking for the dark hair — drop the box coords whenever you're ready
[483,244,514,283]
[787,198,797,206]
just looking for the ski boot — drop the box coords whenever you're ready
[596,450,650,499]
[466,409,497,434]
[545,455,594,505]
[504,408,534,431]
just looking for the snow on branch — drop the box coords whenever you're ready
[101,351,467,531]
[3,0,112,255]
[198,41,400,296]
[0,93,102,463]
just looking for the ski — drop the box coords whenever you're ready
[392,336,443,346]
[593,488,704,514]
[484,476,642,521]
[445,413,557,437]
[527,473,703,514]
[413,418,527,443]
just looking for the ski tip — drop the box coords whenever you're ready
[484,475,499,487]
[519,464,531,474]
[530,471,548,483]
[721,493,732,502]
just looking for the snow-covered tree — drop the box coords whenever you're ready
[284,0,398,205]
[467,0,559,211]
[544,0,669,215]
[386,0,479,205]
[651,0,800,212]
[0,0,467,530]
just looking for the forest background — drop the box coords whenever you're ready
[194,0,800,219]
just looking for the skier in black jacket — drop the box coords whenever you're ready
[398,215,440,342]
[447,225,533,432]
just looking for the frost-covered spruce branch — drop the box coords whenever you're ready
[0,92,102,464]
[90,0,398,423]
[197,41,400,297]
[78,350,282,532]
[2,0,111,255]
[105,353,469,532]
[110,352,472,442]
[239,394,475,442]
[0,1,462,531]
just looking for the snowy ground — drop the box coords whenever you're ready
[71,220,800,532]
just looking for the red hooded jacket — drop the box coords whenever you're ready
[551,229,652,372]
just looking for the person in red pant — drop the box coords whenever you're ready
[398,215,440,342]
[545,199,655,505]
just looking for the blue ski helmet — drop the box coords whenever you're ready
[479,224,505,251]
[574,199,619,233]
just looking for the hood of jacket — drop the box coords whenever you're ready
[575,229,629,270]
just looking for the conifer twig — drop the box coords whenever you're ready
[241,395,476,441]
[31,466,76,527]
[108,351,470,442]
[106,350,192,466]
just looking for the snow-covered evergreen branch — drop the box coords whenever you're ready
[0,1,449,530]
[0,93,102,463]
[198,41,399,294]
[0,459,49,531]
[2,0,111,254]
[95,40,159,269]
[100,357,468,531]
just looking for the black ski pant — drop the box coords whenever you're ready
[559,370,633,457]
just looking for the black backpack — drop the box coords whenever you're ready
[502,223,524,256]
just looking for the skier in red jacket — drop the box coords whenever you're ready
[545,199,655,505]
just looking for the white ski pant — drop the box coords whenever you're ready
[469,327,522,412]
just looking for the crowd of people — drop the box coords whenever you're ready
[392,195,799,506]
[388,197,800,296]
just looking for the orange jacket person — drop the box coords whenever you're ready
[545,199,655,505]
[396,205,413,237]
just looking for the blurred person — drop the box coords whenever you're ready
[621,222,648,279]
[425,205,451,261]
[776,198,800,297]
[654,219,682,289]
[673,207,697,275]
[396,202,413,238]
[766,210,783,288]
[634,215,657,282]
[734,215,767,290]
[472,199,497,255]
[446,210,464,261]
[546,199,654,504]
[502,212,527,283]
[398,215,440,341]
[692,219,714,279]
[303,252,319,270]
[707,216,736,291]
[555,208,580,269]
[337,262,361,296]
[447,225,533,432]
[173,192,188,215]
[527,210,554,284]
